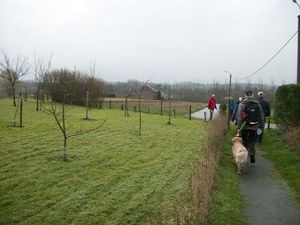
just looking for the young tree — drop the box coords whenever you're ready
[137,75,154,135]
[124,79,141,98]
[0,49,29,106]
[43,73,73,160]
[43,70,106,161]
[124,79,141,117]
[138,82,147,135]
[31,52,52,111]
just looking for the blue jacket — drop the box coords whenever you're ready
[230,100,236,111]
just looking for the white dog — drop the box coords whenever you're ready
[231,137,248,175]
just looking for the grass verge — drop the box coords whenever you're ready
[180,115,229,224]
[206,126,247,225]
[257,128,300,203]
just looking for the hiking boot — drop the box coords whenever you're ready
[250,155,255,163]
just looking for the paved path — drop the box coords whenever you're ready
[240,151,300,225]
[191,106,277,128]
[192,108,300,224]
[191,105,220,121]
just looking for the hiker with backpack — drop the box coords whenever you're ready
[236,89,265,163]
[257,91,270,143]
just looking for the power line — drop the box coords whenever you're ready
[233,30,298,81]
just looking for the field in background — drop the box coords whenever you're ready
[0,99,207,224]
[101,98,205,116]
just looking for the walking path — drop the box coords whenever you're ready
[240,150,300,225]
[190,105,218,121]
[191,107,300,224]
[191,106,276,128]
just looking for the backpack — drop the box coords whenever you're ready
[243,102,260,125]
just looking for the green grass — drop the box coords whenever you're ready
[0,99,206,224]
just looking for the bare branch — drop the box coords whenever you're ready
[68,119,107,138]
[0,49,29,106]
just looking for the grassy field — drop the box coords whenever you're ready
[0,99,207,224]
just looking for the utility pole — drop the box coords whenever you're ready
[225,71,232,129]
[292,0,300,83]
[297,15,300,83]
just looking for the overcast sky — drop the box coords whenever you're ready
[0,0,299,85]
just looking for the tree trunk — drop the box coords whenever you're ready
[63,135,68,161]
[12,83,16,107]
[36,88,40,111]
[63,146,68,161]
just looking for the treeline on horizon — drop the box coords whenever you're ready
[1,75,279,104]
[0,49,284,106]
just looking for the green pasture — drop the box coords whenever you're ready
[0,99,207,224]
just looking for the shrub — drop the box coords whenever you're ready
[281,127,300,155]
[183,115,228,224]
[219,103,227,116]
[274,84,300,129]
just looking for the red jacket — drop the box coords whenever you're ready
[208,97,217,110]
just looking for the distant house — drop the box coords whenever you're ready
[140,85,168,100]
[141,86,158,100]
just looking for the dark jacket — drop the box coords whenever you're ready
[258,97,270,120]
[236,98,265,130]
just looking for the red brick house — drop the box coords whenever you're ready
[141,86,158,99]
[140,85,168,100]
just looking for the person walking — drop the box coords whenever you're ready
[230,97,244,125]
[207,94,217,120]
[236,90,265,163]
[230,97,236,117]
[257,91,271,143]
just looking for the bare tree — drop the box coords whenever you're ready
[0,49,29,106]
[246,78,252,89]
[43,72,106,161]
[137,74,154,135]
[43,75,72,160]
[31,52,52,111]
[0,76,13,97]
[138,82,147,135]
[124,79,141,98]
[258,78,264,91]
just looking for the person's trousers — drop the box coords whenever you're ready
[257,132,264,143]
[241,129,257,156]
[209,109,213,120]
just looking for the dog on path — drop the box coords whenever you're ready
[232,137,248,174]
